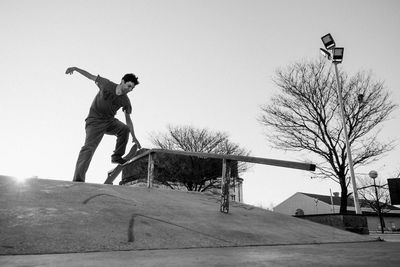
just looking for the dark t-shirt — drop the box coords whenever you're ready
[86,75,132,123]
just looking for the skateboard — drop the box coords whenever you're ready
[104,144,139,185]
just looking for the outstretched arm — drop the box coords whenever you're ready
[125,112,142,149]
[65,67,97,81]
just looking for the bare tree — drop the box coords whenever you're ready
[259,58,397,213]
[393,170,400,178]
[149,125,251,191]
[358,176,391,232]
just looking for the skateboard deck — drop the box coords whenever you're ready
[104,144,138,185]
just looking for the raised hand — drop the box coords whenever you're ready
[65,67,76,75]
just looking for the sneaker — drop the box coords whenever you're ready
[111,157,127,165]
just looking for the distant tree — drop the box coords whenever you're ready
[149,125,251,191]
[259,58,397,213]
[358,176,391,232]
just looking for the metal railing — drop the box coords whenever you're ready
[121,148,316,213]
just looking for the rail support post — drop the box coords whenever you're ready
[147,152,154,188]
[220,159,231,213]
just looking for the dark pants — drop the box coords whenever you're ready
[73,119,130,182]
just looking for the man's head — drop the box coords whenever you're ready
[122,73,139,85]
[120,73,139,94]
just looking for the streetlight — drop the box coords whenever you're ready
[320,33,362,214]
[369,170,385,233]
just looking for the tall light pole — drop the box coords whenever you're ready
[320,33,362,214]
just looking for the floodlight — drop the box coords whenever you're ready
[332,47,344,63]
[320,48,331,60]
[321,33,336,50]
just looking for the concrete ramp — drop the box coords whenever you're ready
[0,176,374,255]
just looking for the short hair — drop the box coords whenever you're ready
[122,73,139,85]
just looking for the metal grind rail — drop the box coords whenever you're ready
[121,148,316,213]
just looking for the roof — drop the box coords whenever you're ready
[301,192,342,206]
[299,192,400,210]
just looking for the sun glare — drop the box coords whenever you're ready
[14,175,38,184]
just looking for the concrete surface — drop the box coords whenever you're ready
[369,232,400,242]
[0,176,375,255]
[2,242,400,267]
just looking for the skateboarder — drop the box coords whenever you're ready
[66,67,142,182]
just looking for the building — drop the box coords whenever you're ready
[274,192,400,232]
[209,177,243,203]
[120,153,244,203]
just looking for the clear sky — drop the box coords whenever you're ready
[1,0,399,208]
